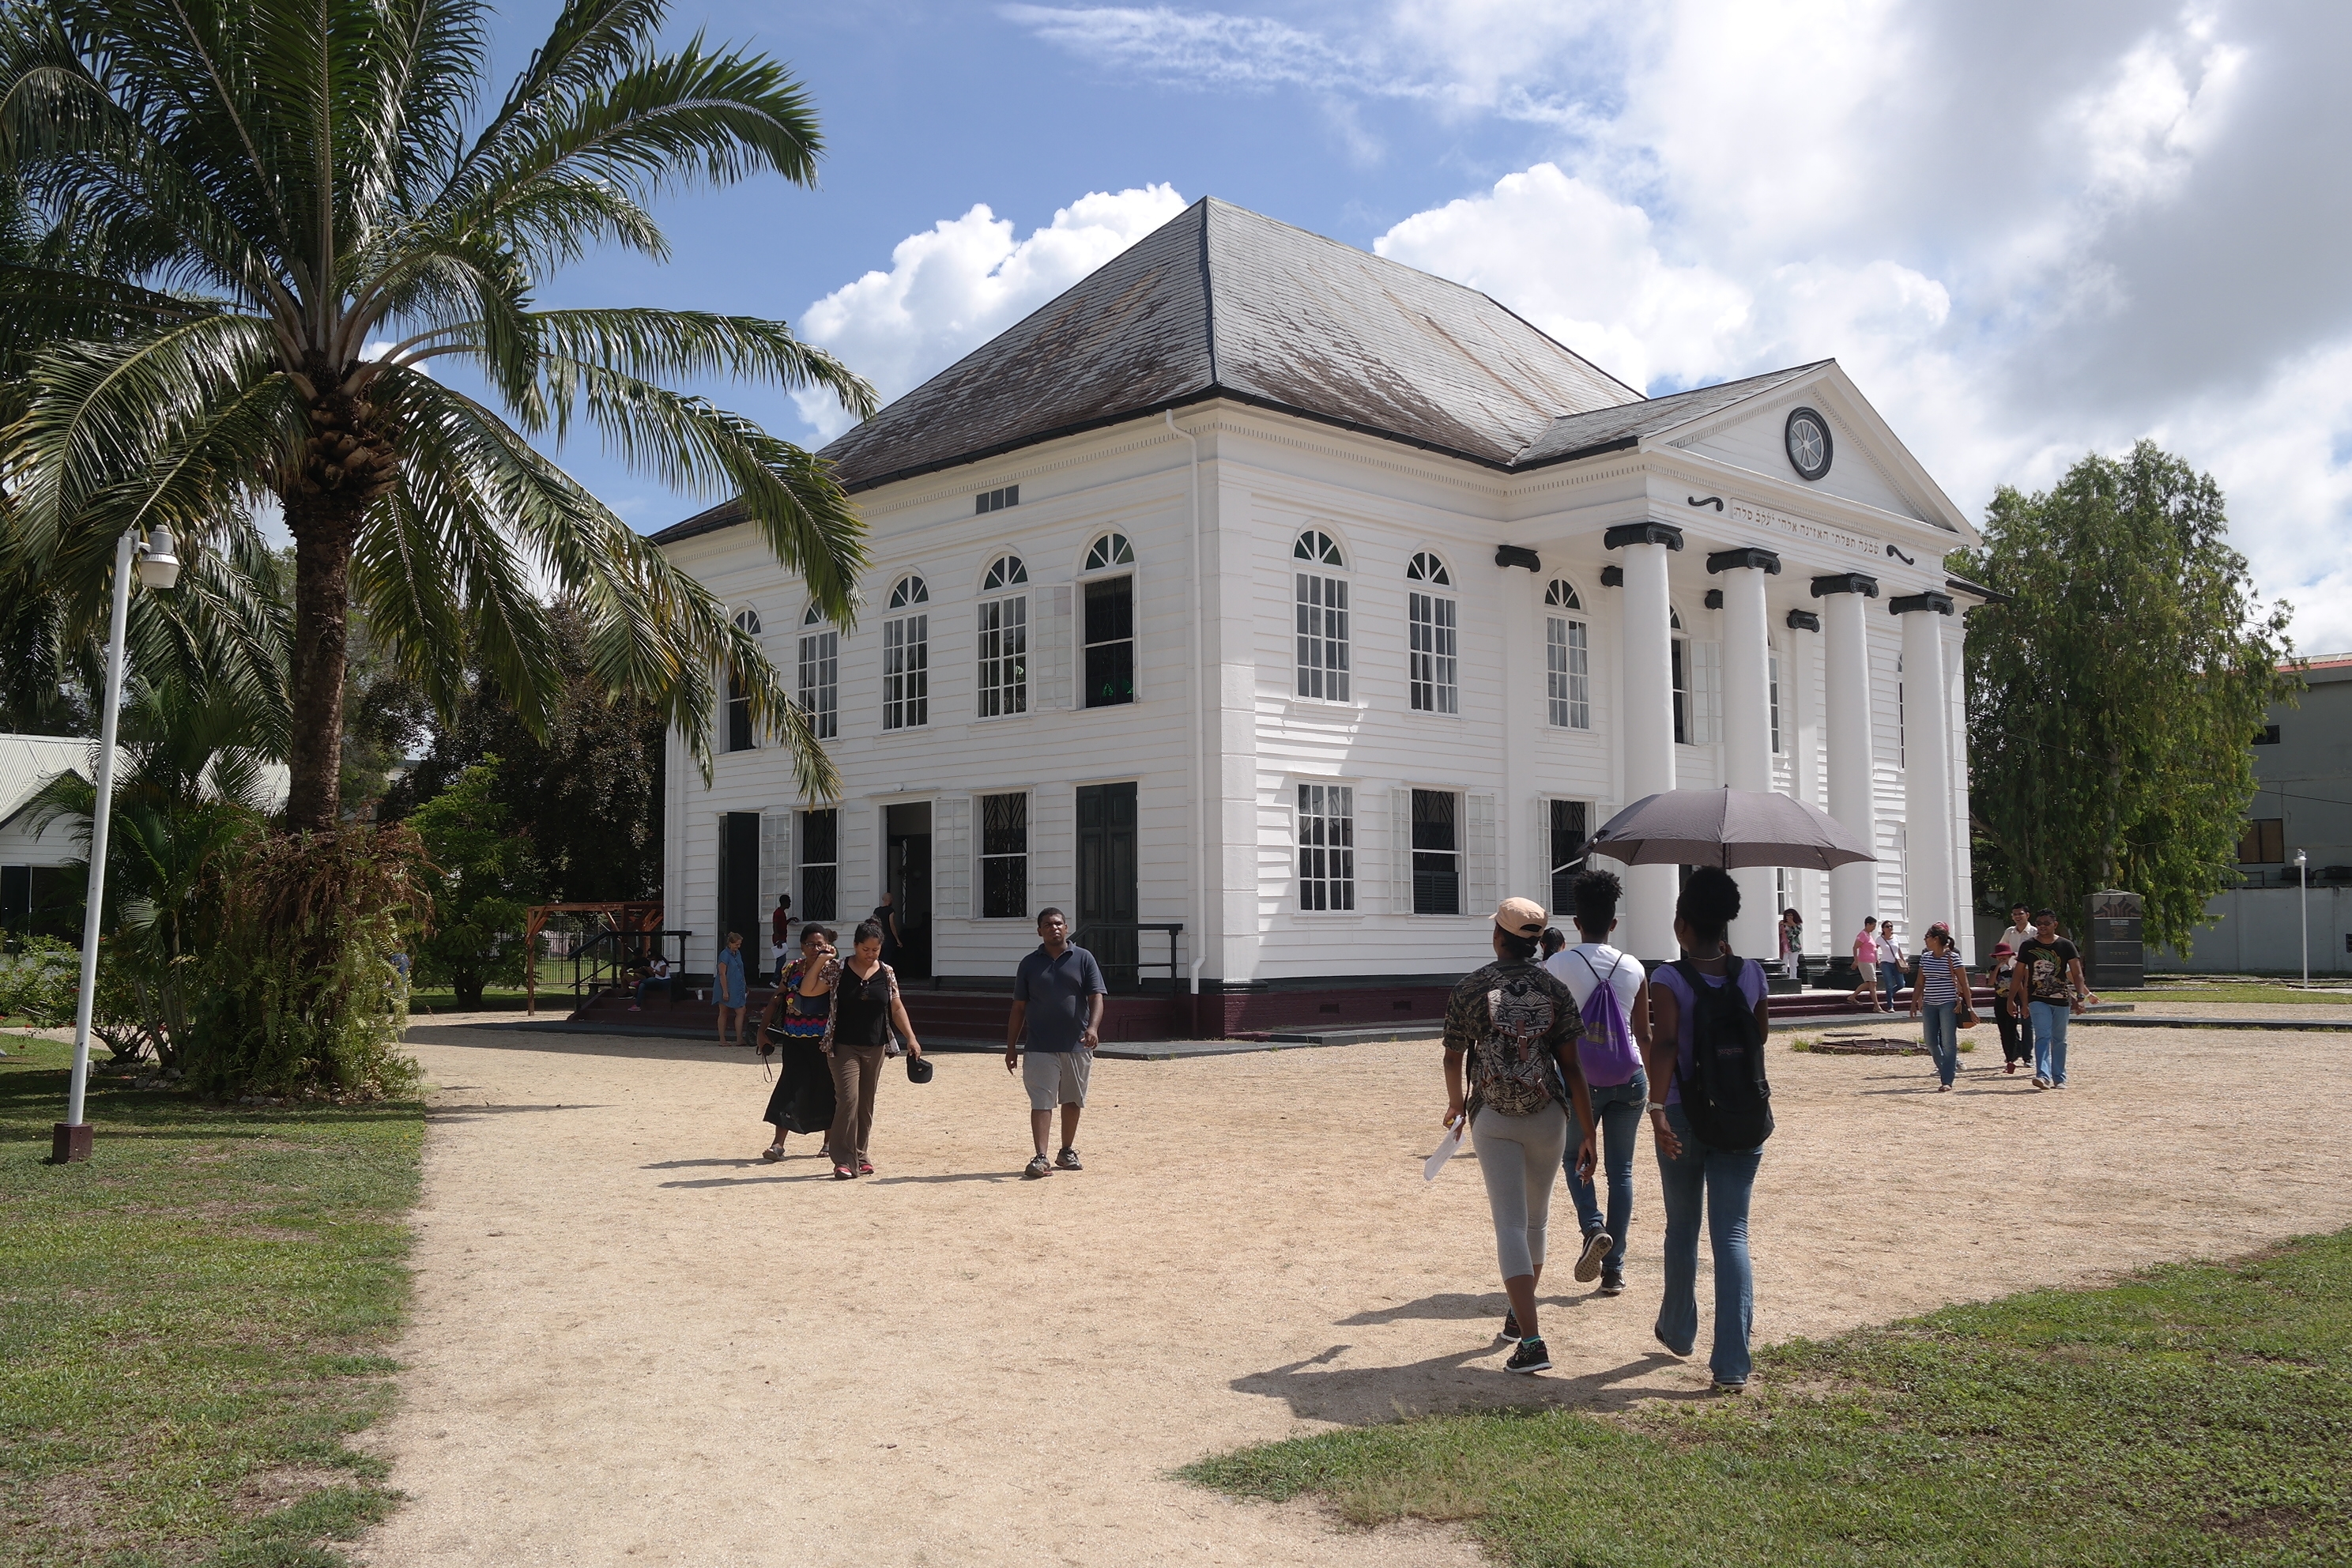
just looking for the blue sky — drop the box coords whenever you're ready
[470,0,2352,651]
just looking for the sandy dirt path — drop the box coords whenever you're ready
[357,1021,2352,1568]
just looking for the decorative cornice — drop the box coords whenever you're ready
[1810,571,1880,598]
[1494,545,1542,571]
[1888,590,1956,616]
[1602,522,1684,551]
[1705,546,1782,575]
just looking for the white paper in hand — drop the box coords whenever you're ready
[1423,1116,1467,1182]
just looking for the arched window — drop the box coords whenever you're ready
[1407,552,1457,714]
[724,609,760,752]
[882,575,929,730]
[1080,537,1133,707]
[977,556,1028,718]
[1294,529,1344,567]
[1544,580,1589,729]
[1294,530,1349,702]
[796,603,837,741]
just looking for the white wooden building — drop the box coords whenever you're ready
[655,198,1984,1021]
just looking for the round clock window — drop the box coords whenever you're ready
[1785,406,1833,481]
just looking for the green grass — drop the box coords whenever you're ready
[400,984,533,1015]
[1189,1231,2352,1566]
[0,1032,421,1567]
[2138,982,2352,1007]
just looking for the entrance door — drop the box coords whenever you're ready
[1076,782,1138,989]
[884,801,932,980]
[716,812,761,974]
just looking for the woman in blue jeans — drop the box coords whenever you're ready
[1543,869,1653,1298]
[1643,868,1772,1393]
[1906,923,1972,1091]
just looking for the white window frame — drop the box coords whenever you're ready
[1296,782,1356,912]
[1544,579,1589,730]
[1293,530,1351,703]
[1408,786,1462,916]
[976,554,1029,719]
[1769,643,1783,755]
[724,606,762,752]
[796,602,838,741]
[1079,533,1136,709]
[977,790,1031,919]
[882,575,929,732]
[1406,552,1457,715]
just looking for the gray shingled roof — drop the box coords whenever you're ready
[654,199,1828,544]
[1510,363,1830,466]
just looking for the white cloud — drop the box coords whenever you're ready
[793,184,1191,439]
[996,0,2352,650]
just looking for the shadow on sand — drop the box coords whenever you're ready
[1232,1344,1706,1424]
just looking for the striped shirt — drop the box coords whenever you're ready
[1917,950,1964,1006]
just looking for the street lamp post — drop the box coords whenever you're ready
[51,525,180,1165]
[2295,848,2309,991]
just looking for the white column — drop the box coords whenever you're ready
[1898,594,1958,943]
[1615,530,1679,960]
[1819,575,1878,975]
[1713,551,1778,960]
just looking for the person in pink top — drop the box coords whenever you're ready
[1846,916,1888,1011]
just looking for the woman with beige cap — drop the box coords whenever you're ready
[1441,895,1597,1376]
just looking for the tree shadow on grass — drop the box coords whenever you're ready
[1233,1344,1703,1424]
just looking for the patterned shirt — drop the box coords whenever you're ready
[1442,959,1584,1117]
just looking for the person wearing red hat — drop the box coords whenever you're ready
[1441,895,1596,1377]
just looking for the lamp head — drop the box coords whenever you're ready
[134,526,180,591]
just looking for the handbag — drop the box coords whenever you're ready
[906,1052,934,1084]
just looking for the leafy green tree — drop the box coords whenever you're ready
[21,669,277,1062]
[0,0,875,832]
[407,757,540,1008]
[1951,440,2298,951]
[383,601,664,901]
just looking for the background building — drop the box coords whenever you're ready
[655,199,1984,1031]
[2151,654,2352,975]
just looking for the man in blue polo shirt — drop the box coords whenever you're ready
[1006,907,1108,1179]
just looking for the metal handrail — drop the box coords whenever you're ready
[1069,922,1183,993]
[570,927,694,1006]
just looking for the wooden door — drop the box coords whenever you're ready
[1075,782,1138,988]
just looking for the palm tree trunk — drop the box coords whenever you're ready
[284,493,358,830]
[283,389,401,831]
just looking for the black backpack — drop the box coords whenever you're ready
[1671,956,1773,1150]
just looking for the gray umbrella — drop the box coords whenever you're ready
[1586,788,1876,871]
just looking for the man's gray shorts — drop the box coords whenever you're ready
[1021,1048,1091,1110]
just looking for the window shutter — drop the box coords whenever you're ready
[1467,790,1498,912]
[1530,794,1551,895]
[1035,585,1072,710]
[760,811,793,917]
[1694,640,1724,745]
[934,793,971,919]
[1392,786,1413,913]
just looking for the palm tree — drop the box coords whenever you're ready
[0,0,875,829]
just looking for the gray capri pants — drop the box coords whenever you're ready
[1472,1101,1572,1280]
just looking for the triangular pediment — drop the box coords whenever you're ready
[1659,367,1959,529]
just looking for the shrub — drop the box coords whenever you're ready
[0,933,77,1027]
[184,825,424,1099]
